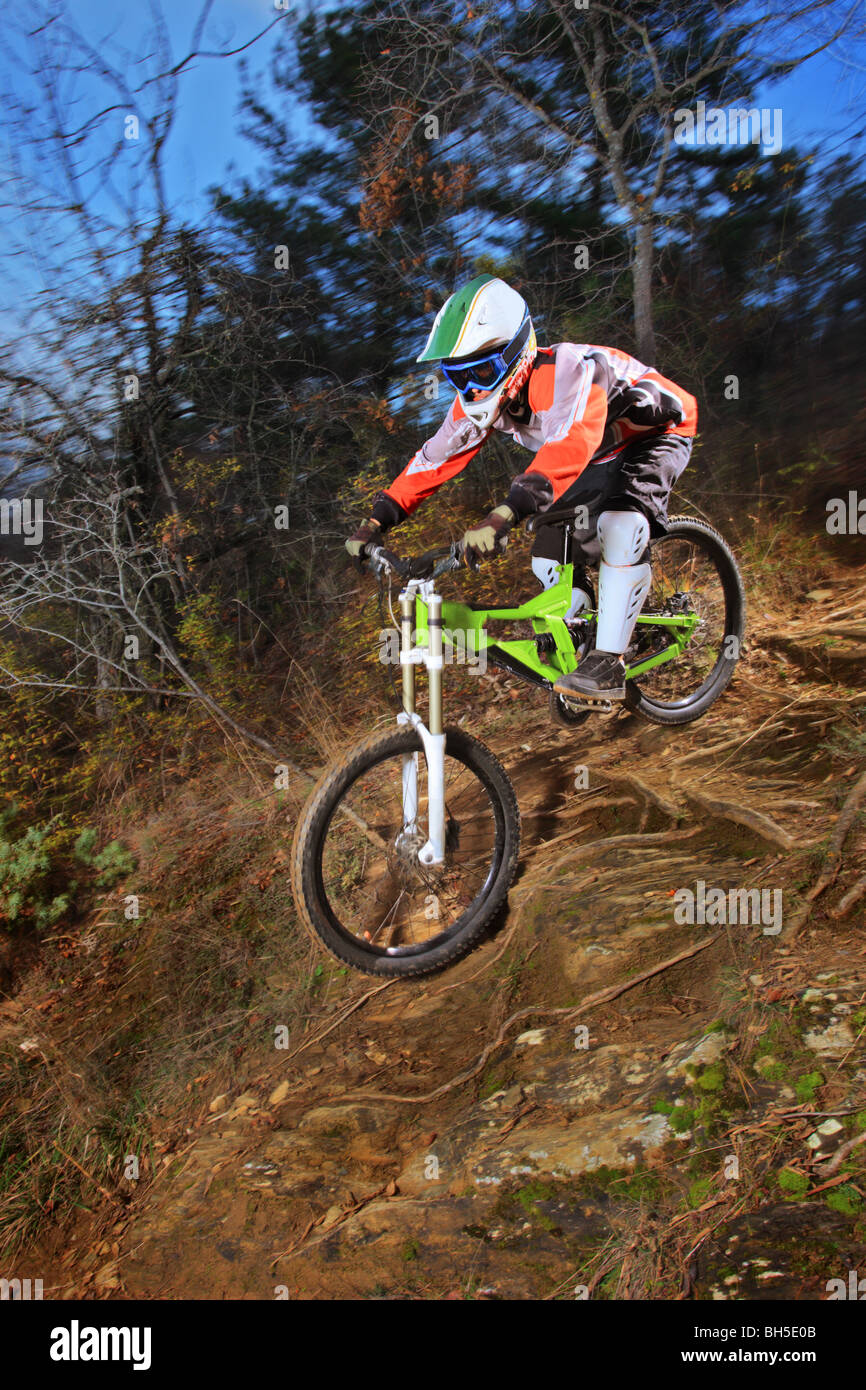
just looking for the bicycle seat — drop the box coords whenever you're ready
[524,504,587,532]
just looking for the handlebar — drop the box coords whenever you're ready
[364,541,462,580]
[361,510,517,581]
[364,540,483,581]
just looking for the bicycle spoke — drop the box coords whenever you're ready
[319,750,499,951]
[630,535,729,703]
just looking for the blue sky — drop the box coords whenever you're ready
[1,0,863,363]
[70,1,866,203]
[1,0,863,484]
[131,0,297,216]
[755,39,866,158]
[0,1,301,386]
[2,0,863,230]
[1,1,293,225]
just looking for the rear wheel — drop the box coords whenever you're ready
[291,726,520,977]
[624,516,745,726]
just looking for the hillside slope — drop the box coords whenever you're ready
[4,560,866,1301]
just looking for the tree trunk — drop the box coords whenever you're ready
[633,218,656,363]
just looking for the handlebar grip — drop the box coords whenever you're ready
[365,544,409,577]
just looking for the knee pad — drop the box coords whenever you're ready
[531,555,561,591]
[598,509,650,567]
[532,555,592,621]
[564,588,592,622]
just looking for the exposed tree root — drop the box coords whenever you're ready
[532,798,637,851]
[831,874,866,920]
[552,825,703,870]
[815,1129,866,1178]
[336,933,720,1106]
[683,786,798,850]
[672,726,783,766]
[807,769,866,902]
[606,771,682,819]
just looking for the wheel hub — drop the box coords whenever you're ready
[663,591,694,615]
[392,829,426,864]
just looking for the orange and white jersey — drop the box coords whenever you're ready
[377,342,697,525]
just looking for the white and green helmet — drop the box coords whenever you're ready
[417,275,537,430]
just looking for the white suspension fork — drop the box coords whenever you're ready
[397,587,446,865]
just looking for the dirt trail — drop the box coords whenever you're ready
[7,565,866,1300]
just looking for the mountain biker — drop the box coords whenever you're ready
[346,275,697,702]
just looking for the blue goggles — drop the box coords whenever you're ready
[440,313,532,394]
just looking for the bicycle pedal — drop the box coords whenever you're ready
[560,693,612,713]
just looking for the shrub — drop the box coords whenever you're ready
[0,808,135,935]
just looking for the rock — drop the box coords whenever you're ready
[268,1081,291,1106]
[321,1205,344,1230]
[472,1106,672,1186]
[282,1195,593,1300]
[208,1094,229,1113]
[803,1022,854,1058]
[479,1089,508,1110]
[486,1084,531,1111]
[664,1030,729,1078]
[697,1203,866,1300]
[227,1092,259,1117]
[298,1102,389,1135]
[817,1118,843,1137]
[515,1028,547,1047]
[557,1047,633,1108]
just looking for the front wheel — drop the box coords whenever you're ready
[624,515,746,726]
[291,726,520,977]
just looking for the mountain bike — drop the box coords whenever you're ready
[291,507,745,977]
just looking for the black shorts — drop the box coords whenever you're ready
[531,433,693,567]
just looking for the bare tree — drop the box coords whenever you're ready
[0,1,304,746]
[354,0,863,360]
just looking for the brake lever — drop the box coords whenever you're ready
[365,544,409,577]
[431,544,464,580]
[454,539,481,574]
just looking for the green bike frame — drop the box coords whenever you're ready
[413,560,699,687]
[387,552,697,872]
